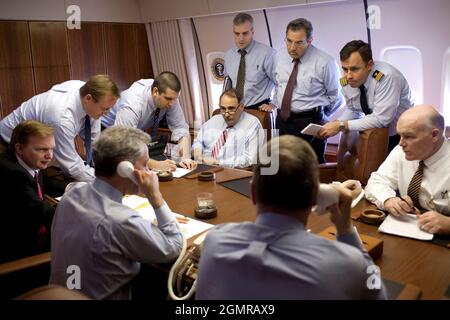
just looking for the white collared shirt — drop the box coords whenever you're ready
[192,112,263,168]
[15,154,36,178]
[365,139,450,214]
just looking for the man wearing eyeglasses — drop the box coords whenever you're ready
[224,13,276,112]
[192,89,263,168]
[273,18,343,163]
[101,72,196,171]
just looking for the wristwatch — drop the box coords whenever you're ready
[339,121,346,132]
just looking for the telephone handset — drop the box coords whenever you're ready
[117,161,138,185]
[168,232,208,300]
[312,183,339,215]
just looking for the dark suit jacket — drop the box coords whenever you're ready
[0,150,56,263]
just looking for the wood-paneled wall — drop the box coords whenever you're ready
[0,21,153,118]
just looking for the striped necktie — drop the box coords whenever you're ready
[211,128,229,159]
[407,160,425,209]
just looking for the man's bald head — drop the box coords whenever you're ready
[397,105,445,161]
[400,104,444,133]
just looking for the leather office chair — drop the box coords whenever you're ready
[212,108,275,141]
[319,128,389,185]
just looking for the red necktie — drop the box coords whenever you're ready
[35,171,43,200]
[211,129,228,159]
[280,58,300,121]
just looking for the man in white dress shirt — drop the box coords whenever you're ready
[50,126,183,299]
[0,75,120,182]
[102,72,196,171]
[192,88,263,168]
[365,105,450,234]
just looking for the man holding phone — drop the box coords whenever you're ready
[196,135,387,299]
[50,126,183,299]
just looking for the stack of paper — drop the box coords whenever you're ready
[378,214,433,241]
[122,195,214,240]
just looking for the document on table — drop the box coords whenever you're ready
[301,123,323,136]
[122,195,214,240]
[378,213,433,241]
[172,167,193,178]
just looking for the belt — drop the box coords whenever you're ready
[246,98,271,109]
[289,106,323,118]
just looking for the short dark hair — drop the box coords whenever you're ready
[93,126,150,177]
[233,13,253,26]
[79,74,120,102]
[151,71,181,94]
[10,120,55,149]
[340,40,373,64]
[286,18,313,39]
[253,135,319,211]
[220,88,242,105]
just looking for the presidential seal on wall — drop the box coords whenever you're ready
[211,58,225,81]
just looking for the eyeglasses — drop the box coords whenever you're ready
[219,105,239,115]
[285,37,307,49]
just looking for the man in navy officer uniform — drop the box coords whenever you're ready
[319,40,414,152]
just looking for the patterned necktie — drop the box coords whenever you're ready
[211,128,229,159]
[150,108,161,140]
[235,49,247,101]
[407,160,425,209]
[280,58,299,121]
[35,171,43,200]
[84,115,93,166]
[359,85,372,115]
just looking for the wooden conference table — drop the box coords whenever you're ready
[159,167,450,300]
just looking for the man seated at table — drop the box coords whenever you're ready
[0,120,62,263]
[192,88,263,168]
[365,104,450,235]
[196,135,387,299]
[50,126,183,299]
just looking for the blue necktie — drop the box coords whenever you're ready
[150,108,161,140]
[84,115,94,166]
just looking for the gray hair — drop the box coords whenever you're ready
[93,126,150,177]
[233,13,254,27]
[286,18,313,39]
[427,112,445,133]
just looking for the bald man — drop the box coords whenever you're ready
[365,105,450,235]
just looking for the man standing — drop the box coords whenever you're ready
[365,105,450,234]
[102,72,196,170]
[196,135,387,299]
[0,75,120,181]
[319,40,414,152]
[50,126,183,299]
[224,13,276,111]
[0,121,59,262]
[192,89,263,168]
[273,18,342,163]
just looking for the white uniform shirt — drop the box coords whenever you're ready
[365,140,450,214]
[0,81,96,181]
[340,61,414,136]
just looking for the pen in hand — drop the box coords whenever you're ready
[398,196,417,214]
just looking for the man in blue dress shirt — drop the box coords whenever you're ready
[196,135,387,299]
[273,18,343,163]
[224,13,276,111]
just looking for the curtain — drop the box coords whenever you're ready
[148,19,206,129]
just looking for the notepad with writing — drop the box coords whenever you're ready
[378,213,433,241]
[122,195,214,240]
